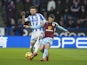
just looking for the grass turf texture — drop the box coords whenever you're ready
[0,48,87,65]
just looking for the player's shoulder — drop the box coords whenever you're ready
[53,22,58,24]
[36,13,43,16]
[36,13,40,14]
[52,22,59,26]
[27,15,31,18]
[45,22,48,24]
[44,22,49,25]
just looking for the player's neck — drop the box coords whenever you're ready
[31,14,36,16]
[48,21,52,23]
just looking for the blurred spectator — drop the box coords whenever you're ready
[32,0,40,7]
[0,16,5,27]
[4,0,12,3]
[63,8,70,21]
[83,0,87,16]
[47,0,56,16]
[66,16,76,28]
[13,18,23,35]
[7,1,16,19]
[0,1,5,27]
[24,0,32,14]
[47,0,56,12]
[15,0,24,19]
[6,18,23,36]
[6,18,16,35]
[70,0,80,18]
[59,17,65,27]
[0,1,5,16]
[76,19,83,29]
[56,0,64,16]
[64,0,72,9]
[5,0,16,29]
[0,0,87,36]
[63,0,72,15]
[80,5,86,19]
[40,0,48,12]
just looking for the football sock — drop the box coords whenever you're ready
[34,46,39,53]
[42,49,48,59]
[34,38,39,53]
[31,46,34,53]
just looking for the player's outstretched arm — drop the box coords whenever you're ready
[55,22,68,32]
[24,25,42,29]
[25,22,45,29]
[30,25,42,29]
[55,22,70,35]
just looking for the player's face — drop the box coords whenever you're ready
[30,9,37,15]
[48,17,54,23]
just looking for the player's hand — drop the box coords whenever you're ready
[21,11,26,16]
[23,25,30,28]
[40,22,45,26]
[66,31,70,35]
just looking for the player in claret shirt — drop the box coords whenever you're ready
[39,14,70,62]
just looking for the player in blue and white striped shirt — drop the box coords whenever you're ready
[22,6,46,57]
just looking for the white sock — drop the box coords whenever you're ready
[42,49,48,59]
[34,38,39,53]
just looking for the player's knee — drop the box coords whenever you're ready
[31,41,35,46]
[45,43,50,49]
[39,48,43,51]
[39,46,43,51]
[39,47,44,53]
[39,45,44,51]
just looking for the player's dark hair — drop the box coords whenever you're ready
[49,14,55,19]
[30,6,37,10]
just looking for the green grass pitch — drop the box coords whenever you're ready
[0,48,87,65]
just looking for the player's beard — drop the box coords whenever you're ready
[31,13,36,16]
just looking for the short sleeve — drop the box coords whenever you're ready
[25,16,30,22]
[39,13,46,22]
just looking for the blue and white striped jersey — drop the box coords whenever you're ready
[25,13,46,32]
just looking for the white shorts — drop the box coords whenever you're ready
[30,31,44,42]
[40,37,53,45]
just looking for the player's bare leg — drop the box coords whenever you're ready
[39,44,44,53]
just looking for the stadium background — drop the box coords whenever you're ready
[0,0,87,65]
[0,0,87,36]
[0,0,87,48]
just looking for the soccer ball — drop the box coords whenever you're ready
[25,52,33,60]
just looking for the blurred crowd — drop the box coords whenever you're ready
[0,0,87,35]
